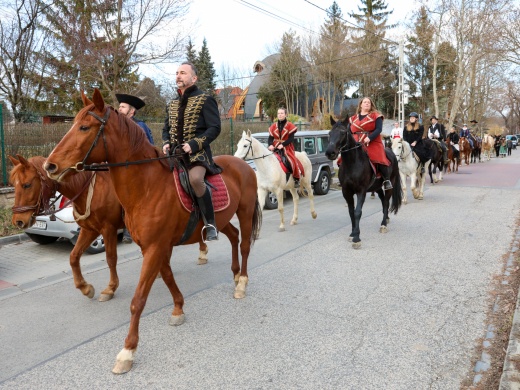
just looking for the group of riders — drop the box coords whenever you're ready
[390,112,482,172]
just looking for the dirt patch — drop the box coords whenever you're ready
[460,220,520,389]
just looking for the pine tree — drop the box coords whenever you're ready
[312,1,352,115]
[185,38,198,65]
[196,39,217,96]
[349,0,396,109]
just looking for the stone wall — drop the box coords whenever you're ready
[0,187,15,208]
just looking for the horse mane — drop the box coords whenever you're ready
[77,104,169,170]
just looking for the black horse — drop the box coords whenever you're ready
[326,117,403,248]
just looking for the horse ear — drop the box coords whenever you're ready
[330,116,336,126]
[92,88,105,112]
[16,154,30,167]
[8,155,20,166]
[246,129,251,137]
[81,90,93,107]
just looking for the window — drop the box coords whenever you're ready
[304,138,316,155]
[317,137,328,153]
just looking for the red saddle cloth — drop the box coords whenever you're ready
[274,153,305,176]
[173,169,230,213]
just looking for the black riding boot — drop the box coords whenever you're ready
[196,187,218,242]
[378,165,393,191]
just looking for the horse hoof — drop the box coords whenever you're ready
[112,349,134,374]
[348,236,353,242]
[379,226,388,233]
[290,220,297,226]
[352,242,361,249]
[197,257,208,265]
[418,195,423,200]
[278,227,285,232]
[169,313,186,326]
[85,285,95,299]
[311,211,317,219]
[98,293,114,302]
[234,276,248,299]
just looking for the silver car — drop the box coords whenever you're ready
[24,193,107,254]
[247,130,335,209]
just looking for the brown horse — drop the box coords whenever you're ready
[444,139,459,173]
[459,137,472,165]
[9,155,210,302]
[44,89,262,374]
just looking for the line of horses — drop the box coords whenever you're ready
[5,90,498,374]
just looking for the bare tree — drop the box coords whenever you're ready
[0,0,50,121]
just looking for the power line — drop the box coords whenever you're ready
[302,0,399,45]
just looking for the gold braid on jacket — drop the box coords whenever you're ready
[167,95,207,145]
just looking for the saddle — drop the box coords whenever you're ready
[274,150,292,174]
[431,139,443,153]
[171,158,229,245]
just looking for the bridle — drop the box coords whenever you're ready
[11,169,58,217]
[65,108,175,173]
[237,137,274,162]
[335,125,363,154]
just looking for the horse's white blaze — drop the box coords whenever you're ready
[235,131,316,230]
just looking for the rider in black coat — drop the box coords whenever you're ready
[403,112,428,173]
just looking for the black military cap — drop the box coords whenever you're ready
[470,119,478,124]
[115,94,145,110]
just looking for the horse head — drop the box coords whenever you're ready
[234,130,255,160]
[45,89,111,182]
[326,116,350,160]
[391,138,404,161]
[9,154,54,228]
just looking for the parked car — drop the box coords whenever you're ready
[248,130,335,209]
[506,135,518,148]
[24,193,109,254]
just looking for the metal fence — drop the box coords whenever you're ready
[0,111,311,185]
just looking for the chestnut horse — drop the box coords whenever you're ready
[44,89,262,374]
[470,135,482,163]
[325,117,402,248]
[459,137,472,165]
[9,155,211,301]
[444,139,459,173]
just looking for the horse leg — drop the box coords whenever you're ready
[219,222,241,286]
[197,241,208,265]
[351,193,366,249]
[69,228,100,299]
[275,188,286,231]
[113,249,180,374]
[99,227,120,302]
[304,176,317,219]
[400,172,408,204]
[379,190,391,233]
[410,172,418,199]
[289,188,299,226]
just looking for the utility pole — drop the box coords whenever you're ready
[397,40,406,128]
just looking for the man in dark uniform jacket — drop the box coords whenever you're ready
[161,62,221,241]
[403,112,428,173]
[428,116,448,163]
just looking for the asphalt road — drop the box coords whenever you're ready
[0,152,519,389]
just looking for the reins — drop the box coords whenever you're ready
[66,108,179,172]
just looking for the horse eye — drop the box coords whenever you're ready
[79,125,90,131]
[22,182,31,189]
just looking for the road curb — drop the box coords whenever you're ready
[0,233,29,247]
[500,227,520,389]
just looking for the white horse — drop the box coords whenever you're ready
[235,130,317,231]
[391,138,431,203]
[482,134,494,161]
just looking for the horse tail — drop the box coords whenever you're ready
[249,197,263,246]
[389,164,403,215]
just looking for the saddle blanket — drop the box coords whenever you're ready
[172,169,230,213]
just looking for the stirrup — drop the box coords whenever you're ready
[382,180,393,191]
[202,224,218,242]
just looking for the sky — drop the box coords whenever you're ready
[142,0,415,87]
